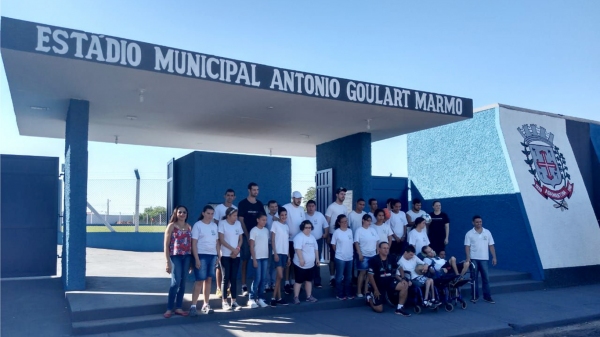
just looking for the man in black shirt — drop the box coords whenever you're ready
[367,242,410,316]
[238,182,265,296]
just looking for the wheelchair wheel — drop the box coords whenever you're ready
[445,303,454,312]
[413,305,422,314]
[460,301,467,310]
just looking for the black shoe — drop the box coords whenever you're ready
[395,307,411,317]
[284,284,292,295]
[270,299,277,307]
[276,298,288,306]
[241,285,249,296]
[329,279,336,287]
[314,283,323,289]
[483,297,495,304]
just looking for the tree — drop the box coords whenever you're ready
[139,206,167,224]
[304,187,316,204]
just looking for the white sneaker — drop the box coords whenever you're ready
[257,299,268,308]
[201,305,213,314]
[231,301,242,311]
[247,300,259,309]
[222,302,232,311]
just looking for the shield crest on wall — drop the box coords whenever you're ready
[530,144,561,187]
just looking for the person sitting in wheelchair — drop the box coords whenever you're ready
[421,245,470,285]
[397,245,440,308]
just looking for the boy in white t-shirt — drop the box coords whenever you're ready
[397,246,440,308]
[248,214,270,308]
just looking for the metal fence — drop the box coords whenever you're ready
[86,178,167,226]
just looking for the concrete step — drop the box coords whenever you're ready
[487,270,532,283]
[460,279,546,298]
[72,295,365,335]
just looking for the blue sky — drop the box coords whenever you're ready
[1,1,599,212]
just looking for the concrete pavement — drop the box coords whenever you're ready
[3,247,600,337]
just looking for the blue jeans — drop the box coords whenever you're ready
[250,258,269,300]
[470,259,491,299]
[268,245,276,286]
[334,258,353,298]
[167,254,191,311]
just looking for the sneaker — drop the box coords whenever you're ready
[247,300,258,309]
[432,300,442,308]
[347,295,355,300]
[216,288,223,297]
[265,284,274,292]
[276,298,288,306]
[314,283,323,288]
[423,300,432,308]
[336,296,347,301]
[395,307,411,317]
[231,301,242,311]
[306,296,318,303]
[270,299,277,307]
[284,283,292,295]
[201,305,213,314]
[293,297,301,305]
[257,299,268,308]
[356,293,364,298]
[483,297,495,304]
[222,302,232,311]
[189,306,198,317]
[242,285,249,296]
[470,297,479,303]
[329,279,336,287]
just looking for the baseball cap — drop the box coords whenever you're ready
[292,191,303,198]
[335,187,347,194]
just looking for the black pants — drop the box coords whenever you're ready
[220,257,240,300]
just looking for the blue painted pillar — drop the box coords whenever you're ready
[62,99,89,290]
[316,132,372,202]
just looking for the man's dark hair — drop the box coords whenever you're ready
[386,198,394,205]
[357,198,365,204]
[472,215,482,221]
[413,198,421,204]
[378,241,389,248]
[247,182,258,190]
[267,200,278,207]
[405,245,416,254]
[306,200,316,206]
[225,188,235,195]
[368,198,377,205]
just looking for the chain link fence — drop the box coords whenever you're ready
[86,178,167,232]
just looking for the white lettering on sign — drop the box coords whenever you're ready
[415,92,462,115]
[29,23,466,115]
[35,25,141,66]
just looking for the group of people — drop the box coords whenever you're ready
[163,184,497,319]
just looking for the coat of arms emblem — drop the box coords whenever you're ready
[518,124,574,211]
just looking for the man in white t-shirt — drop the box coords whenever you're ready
[283,191,306,293]
[213,189,237,225]
[464,215,497,304]
[397,245,439,308]
[367,198,378,223]
[387,199,408,256]
[305,199,328,288]
[348,199,367,233]
[325,187,349,286]
[406,198,428,232]
[212,188,237,298]
[408,216,430,256]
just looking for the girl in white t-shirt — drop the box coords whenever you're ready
[292,220,320,304]
[331,214,353,300]
[190,205,220,315]
[218,207,243,311]
[270,208,290,306]
[354,213,379,298]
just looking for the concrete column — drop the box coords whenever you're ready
[62,99,89,290]
[316,132,372,203]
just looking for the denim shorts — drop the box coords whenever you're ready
[412,275,428,288]
[356,255,373,271]
[273,254,288,268]
[193,254,217,281]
